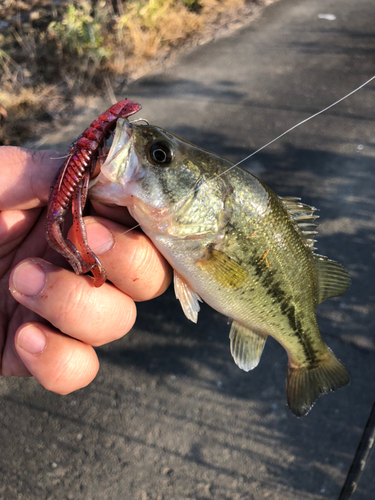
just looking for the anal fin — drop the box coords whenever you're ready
[174,271,202,323]
[286,348,350,417]
[229,320,267,372]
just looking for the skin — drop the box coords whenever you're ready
[0,146,171,394]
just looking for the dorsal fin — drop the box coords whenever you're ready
[280,197,350,302]
[313,254,351,303]
[280,196,319,250]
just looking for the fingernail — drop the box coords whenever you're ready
[86,221,114,254]
[12,261,46,296]
[17,325,46,354]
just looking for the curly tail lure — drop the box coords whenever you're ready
[46,99,141,287]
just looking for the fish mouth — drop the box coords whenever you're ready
[99,119,142,184]
[89,119,143,204]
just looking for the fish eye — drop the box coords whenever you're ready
[149,141,174,166]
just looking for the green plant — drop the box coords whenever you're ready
[48,1,110,61]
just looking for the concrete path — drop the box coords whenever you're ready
[2,0,375,498]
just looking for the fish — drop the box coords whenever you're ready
[89,118,351,417]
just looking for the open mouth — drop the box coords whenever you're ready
[100,118,135,183]
[90,119,143,192]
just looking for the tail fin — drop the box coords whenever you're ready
[286,348,350,417]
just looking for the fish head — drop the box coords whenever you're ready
[90,118,232,235]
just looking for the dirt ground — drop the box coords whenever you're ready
[1,0,375,498]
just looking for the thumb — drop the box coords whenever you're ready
[0,147,63,210]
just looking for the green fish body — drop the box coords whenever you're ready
[90,119,350,417]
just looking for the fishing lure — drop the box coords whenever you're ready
[46,99,141,286]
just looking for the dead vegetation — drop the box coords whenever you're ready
[0,0,265,146]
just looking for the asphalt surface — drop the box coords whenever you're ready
[2,0,375,498]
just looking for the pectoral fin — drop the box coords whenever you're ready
[174,271,202,323]
[229,320,267,372]
[314,254,351,304]
[196,247,248,290]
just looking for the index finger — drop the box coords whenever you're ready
[0,146,63,210]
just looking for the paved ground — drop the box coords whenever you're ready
[2,0,375,498]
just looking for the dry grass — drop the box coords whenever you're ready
[0,0,264,146]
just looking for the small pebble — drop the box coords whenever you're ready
[318,14,336,21]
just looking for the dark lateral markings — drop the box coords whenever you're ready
[252,253,319,366]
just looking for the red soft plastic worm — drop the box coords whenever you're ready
[46,99,141,287]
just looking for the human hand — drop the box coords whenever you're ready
[0,146,171,393]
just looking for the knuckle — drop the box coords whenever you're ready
[56,279,91,327]
[125,236,169,292]
[53,277,136,345]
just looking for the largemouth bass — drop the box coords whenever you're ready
[90,118,351,417]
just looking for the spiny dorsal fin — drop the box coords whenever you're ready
[314,254,351,304]
[174,271,202,323]
[229,320,267,372]
[280,196,319,250]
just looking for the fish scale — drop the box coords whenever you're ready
[90,118,351,417]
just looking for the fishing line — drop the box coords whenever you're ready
[120,223,141,234]
[50,154,70,160]
[90,218,141,253]
[69,219,142,267]
[197,75,375,189]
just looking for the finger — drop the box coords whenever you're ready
[90,200,137,227]
[15,322,99,394]
[81,217,172,301]
[9,258,137,346]
[0,146,63,210]
[0,208,41,258]
[2,318,33,378]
